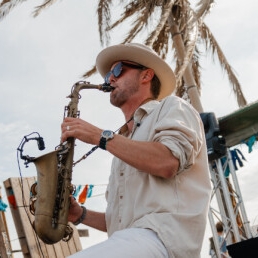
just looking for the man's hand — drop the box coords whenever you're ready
[68,197,84,224]
[61,117,102,145]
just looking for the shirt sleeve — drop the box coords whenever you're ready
[153,97,204,173]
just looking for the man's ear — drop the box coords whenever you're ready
[141,68,155,83]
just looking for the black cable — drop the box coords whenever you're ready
[17,135,45,257]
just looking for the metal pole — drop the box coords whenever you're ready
[226,149,253,239]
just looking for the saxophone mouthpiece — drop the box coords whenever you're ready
[100,83,115,92]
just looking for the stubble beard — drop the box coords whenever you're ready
[110,78,140,108]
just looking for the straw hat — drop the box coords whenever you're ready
[96,43,176,100]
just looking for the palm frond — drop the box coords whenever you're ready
[0,0,61,19]
[33,0,58,17]
[0,0,11,7]
[145,0,175,46]
[148,23,170,59]
[110,1,156,44]
[122,20,145,43]
[97,0,112,46]
[200,22,247,107]
[109,1,141,30]
[195,0,215,20]
[0,0,27,20]
[82,65,97,78]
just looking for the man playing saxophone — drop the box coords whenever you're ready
[61,43,211,258]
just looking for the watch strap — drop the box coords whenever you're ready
[99,130,114,150]
[99,137,108,150]
[73,206,87,225]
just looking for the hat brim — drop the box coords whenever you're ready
[96,43,176,100]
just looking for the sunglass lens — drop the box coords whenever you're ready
[113,62,122,77]
[105,71,112,84]
[104,62,123,84]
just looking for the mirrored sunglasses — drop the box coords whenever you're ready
[104,61,146,84]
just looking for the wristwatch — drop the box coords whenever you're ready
[99,130,114,150]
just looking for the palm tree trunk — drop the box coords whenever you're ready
[168,13,203,113]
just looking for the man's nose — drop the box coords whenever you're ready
[108,72,116,83]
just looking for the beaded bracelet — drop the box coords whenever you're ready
[73,206,87,226]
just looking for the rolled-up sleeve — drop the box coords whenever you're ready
[153,97,204,173]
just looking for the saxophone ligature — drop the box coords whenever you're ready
[19,81,113,244]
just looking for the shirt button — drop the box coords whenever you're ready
[120,196,123,199]
[120,172,124,176]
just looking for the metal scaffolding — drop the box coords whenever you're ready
[200,111,257,258]
[208,149,253,258]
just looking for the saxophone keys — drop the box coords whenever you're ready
[29,198,36,215]
[30,182,38,196]
[63,224,74,242]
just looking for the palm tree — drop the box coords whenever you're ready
[94,0,247,112]
[0,0,247,112]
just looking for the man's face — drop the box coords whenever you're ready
[108,61,143,108]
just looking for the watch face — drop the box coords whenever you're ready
[102,130,114,138]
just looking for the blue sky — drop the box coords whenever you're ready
[0,1,257,257]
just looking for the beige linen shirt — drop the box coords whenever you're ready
[105,96,211,258]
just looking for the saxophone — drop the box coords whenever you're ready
[29,81,113,244]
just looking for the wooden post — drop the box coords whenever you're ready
[4,177,82,258]
[0,185,13,258]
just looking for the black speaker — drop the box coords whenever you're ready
[227,237,258,257]
[200,112,226,161]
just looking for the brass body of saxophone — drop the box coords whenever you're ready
[30,81,113,244]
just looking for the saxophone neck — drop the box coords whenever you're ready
[67,81,114,99]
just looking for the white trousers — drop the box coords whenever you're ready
[68,228,169,258]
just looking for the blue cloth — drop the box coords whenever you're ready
[0,199,8,212]
[87,185,94,198]
[243,135,257,153]
[221,148,246,177]
[73,185,82,197]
